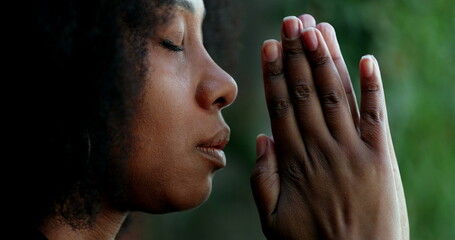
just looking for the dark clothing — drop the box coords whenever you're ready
[21,230,48,240]
[33,231,48,240]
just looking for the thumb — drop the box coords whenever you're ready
[251,134,280,219]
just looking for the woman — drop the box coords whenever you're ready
[15,0,408,239]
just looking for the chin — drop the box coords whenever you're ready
[165,177,214,212]
[173,191,212,211]
[129,176,214,214]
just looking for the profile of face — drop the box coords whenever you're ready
[122,0,238,213]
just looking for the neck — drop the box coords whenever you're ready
[40,207,128,240]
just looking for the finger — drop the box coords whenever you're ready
[297,14,316,29]
[374,56,409,238]
[262,39,303,152]
[301,27,358,141]
[359,55,387,149]
[362,56,409,237]
[281,17,331,143]
[317,22,360,131]
[251,135,280,218]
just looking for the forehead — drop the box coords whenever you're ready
[173,0,205,16]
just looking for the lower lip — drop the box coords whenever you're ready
[195,147,226,169]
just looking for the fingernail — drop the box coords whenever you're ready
[263,41,278,62]
[298,14,316,28]
[302,27,318,51]
[283,16,301,40]
[256,135,268,159]
[361,55,374,78]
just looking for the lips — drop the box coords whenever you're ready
[195,128,230,169]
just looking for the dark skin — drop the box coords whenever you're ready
[34,2,409,237]
[251,15,409,239]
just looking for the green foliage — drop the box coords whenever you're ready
[136,0,455,239]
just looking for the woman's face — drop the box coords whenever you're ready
[123,0,238,213]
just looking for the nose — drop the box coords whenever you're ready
[196,57,238,111]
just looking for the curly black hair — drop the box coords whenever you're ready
[9,0,241,233]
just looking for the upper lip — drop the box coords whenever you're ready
[196,127,230,150]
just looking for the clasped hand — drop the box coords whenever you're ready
[251,14,409,240]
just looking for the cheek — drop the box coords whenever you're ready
[121,62,214,213]
[125,109,214,213]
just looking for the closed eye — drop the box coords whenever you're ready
[161,39,184,52]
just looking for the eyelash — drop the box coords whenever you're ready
[160,39,184,52]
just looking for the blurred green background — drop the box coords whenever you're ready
[118,0,455,239]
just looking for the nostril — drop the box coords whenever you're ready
[214,97,226,108]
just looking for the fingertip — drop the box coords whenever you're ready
[301,27,318,51]
[316,22,336,41]
[298,14,316,28]
[371,55,378,64]
[316,22,334,33]
[263,39,281,48]
[257,133,269,139]
[371,55,382,75]
[251,134,279,217]
[302,27,328,53]
[360,55,375,78]
[263,39,276,45]
[359,55,387,146]
[263,40,280,63]
[282,16,303,40]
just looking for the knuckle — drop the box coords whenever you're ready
[265,63,284,81]
[362,82,381,94]
[291,83,312,103]
[284,46,305,59]
[321,91,342,106]
[362,107,384,124]
[282,160,306,183]
[313,56,331,69]
[250,165,279,190]
[268,97,292,119]
[250,165,269,184]
[306,141,332,170]
[265,69,284,81]
[266,72,285,81]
